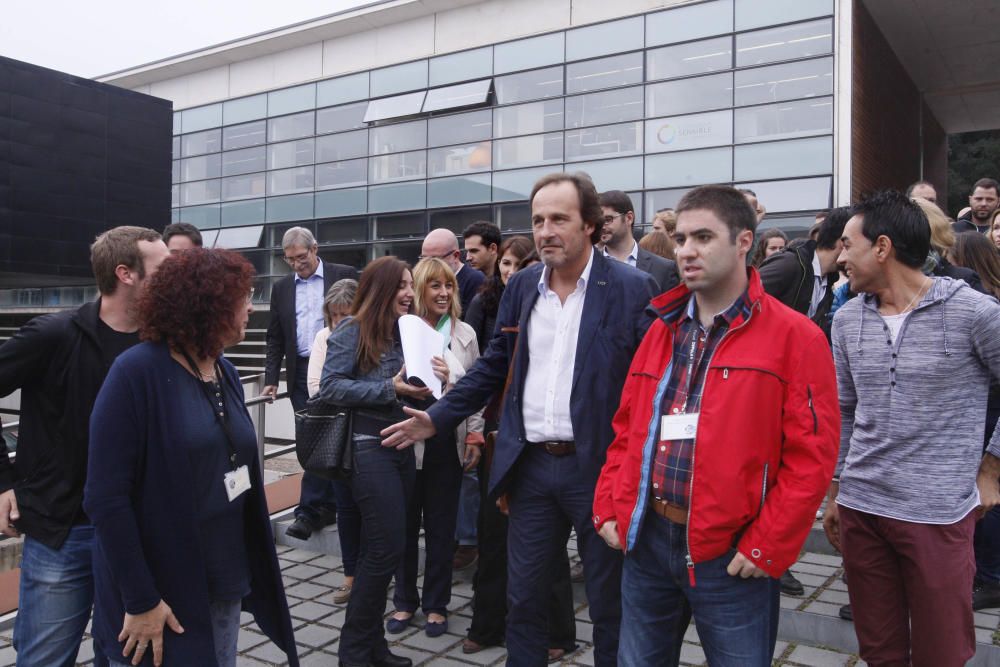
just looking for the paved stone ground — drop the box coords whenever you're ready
[0,536,996,665]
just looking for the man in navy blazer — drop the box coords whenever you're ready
[383,172,656,666]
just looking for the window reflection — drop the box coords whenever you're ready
[495,67,564,105]
[369,150,428,183]
[735,19,833,68]
[316,130,368,162]
[494,133,564,170]
[267,167,315,195]
[733,136,832,181]
[646,37,733,82]
[646,73,733,117]
[181,129,221,157]
[566,52,643,94]
[428,142,493,177]
[222,146,266,176]
[429,109,492,147]
[267,112,315,142]
[223,121,266,150]
[565,87,643,129]
[317,101,368,135]
[734,57,833,106]
[222,173,266,201]
[494,100,564,138]
[734,97,833,143]
[267,139,316,170]
[316,159,368,190]
[565,122,642,161]
[369,120,427,155]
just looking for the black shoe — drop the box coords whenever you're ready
[779,570,805,596]
[372,653,413,667]
[285,517,315,540]
[339,662,370,667]
[838,604,853,621]
[570,560,585,583]
[973,580,1000,611]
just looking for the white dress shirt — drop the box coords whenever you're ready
[807,252,827,319]
[602,239,639,267]
[295,261,325,357]
[522,249,594,442]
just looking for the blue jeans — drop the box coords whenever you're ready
[332,478,361,577]
[339,437,414,664]
[455,469,479,546]
[619,513,778,667]
[506,446,621,667]
[14,525,95,667]
[109,599,241,667]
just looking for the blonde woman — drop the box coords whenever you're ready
[387,258,484,638]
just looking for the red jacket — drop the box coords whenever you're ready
[592,270,839,578]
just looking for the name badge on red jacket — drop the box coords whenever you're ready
[661,413,699,440]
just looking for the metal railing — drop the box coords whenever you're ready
[240,373,293,476]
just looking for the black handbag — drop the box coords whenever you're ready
[294,397,354,480]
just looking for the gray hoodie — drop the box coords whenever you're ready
[832,277,1000,524]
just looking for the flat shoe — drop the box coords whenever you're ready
[425,618,448,637]
[548,648,566,663]
[386,614,412,634]
[462,639,484,654]
[332,583,352,604]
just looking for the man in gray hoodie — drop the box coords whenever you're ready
[824,190,1000,666]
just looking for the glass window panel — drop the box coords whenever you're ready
[429,141,493,177]
[223,120,266,150]
[646,73,733,117]
[371,61,428,97]
[645,147,733,188]
[223,94,267,125]
[493,166,559,202]
[180,179,221,206]
[200,229,220,246]
[181,104,222,133]
[423,79,492,113]
[268,84,316,116]
[363,91,426,123]
[566,16,643,61]
[267,166,315,195]
[647,37,733,82]
[645,110,733,154]
[734,96,833,143]
[370,150,427,183]
[494,133,563,170]
[317,215,369,242]
[734,57,833,106]
[430,47,493,86]
[369,182,426,214]
[171,184,179,207]
[572,157,643,192]
[734,176,831,212]
[316,159,368,190]
[316,129,369,162]
[566,86,643,129]
[317,72,370,107]
[494,201,531,231]
[180,154,221,182]
[316,101,368,135]
[172,136,180,156]
[428,206,493,235]
[736,19,833,68]
[494,33,565,75]
[646,0,733,47]
[172,160,180,183]
[179,204,220,228]
[495,67,564,105]
[267,111,315,142]
[267,139,316,170]
[428,173,492,208]
[374,212,426,240]
[369,121,427,155]
[565,122,642,162]
[215,225,264,249]
[733,136,832,181]
[494,100,564,138]
[266,193,315,222]
[646,188,691,216]
[566,52,643,95]
[429,109,492,147]
[173,112,182,135]
[181,129,221,157]
[735,0,833,31]
[221,146,266,176]
[221,199,265,226]
[221,173,265,201]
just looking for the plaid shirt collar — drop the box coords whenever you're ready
[670,287,753,332]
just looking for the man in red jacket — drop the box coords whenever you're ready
[593,185,839,665]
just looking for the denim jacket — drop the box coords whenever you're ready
[318,318,407,427]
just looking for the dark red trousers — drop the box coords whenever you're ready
[839,505,977,667]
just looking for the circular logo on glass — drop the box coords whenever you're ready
[657,123,677,146]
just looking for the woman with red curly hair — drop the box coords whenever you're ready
[84,248,299,667]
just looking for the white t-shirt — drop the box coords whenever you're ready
[880,311,909,344]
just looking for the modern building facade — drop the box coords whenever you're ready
[97,0,999,302]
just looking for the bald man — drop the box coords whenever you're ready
[421,228,485,317]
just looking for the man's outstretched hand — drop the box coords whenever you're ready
[381,406,437,449]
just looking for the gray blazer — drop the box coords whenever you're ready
[636,247,680,295]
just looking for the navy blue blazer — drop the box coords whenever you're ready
[428,250,657,496]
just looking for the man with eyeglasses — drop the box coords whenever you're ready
[599,190,679,294]
[263,226,357,541]
[421,228,485,317]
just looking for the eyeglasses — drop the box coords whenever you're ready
[417,250,459,261]
[283,250,314,266]
[603,214,624,225]
[245,287,255,305]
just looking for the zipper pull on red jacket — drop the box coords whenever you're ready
[686,555,696,587]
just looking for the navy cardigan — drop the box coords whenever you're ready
[84,342,299,666]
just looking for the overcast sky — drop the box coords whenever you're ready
[1,0,369,79]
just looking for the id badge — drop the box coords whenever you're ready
[661,413,699,440]
[224,465,251,502]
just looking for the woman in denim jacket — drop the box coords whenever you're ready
[318,256,447,667]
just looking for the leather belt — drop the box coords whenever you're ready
[530,440,576,456]
[650,497,688,525]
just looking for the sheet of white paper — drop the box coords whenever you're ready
[398,314,445,399]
